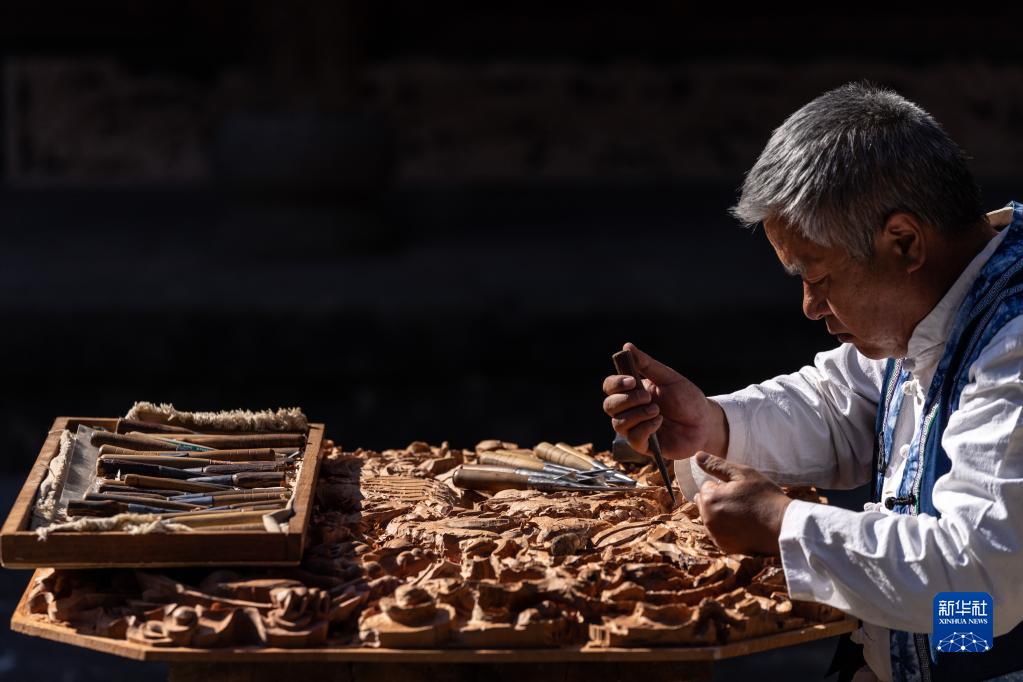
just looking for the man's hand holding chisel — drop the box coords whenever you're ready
[603,342,728,461]
[602,342,793,555]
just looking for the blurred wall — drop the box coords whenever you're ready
[0,2,1019,469]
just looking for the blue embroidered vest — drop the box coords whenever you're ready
[871,201,1023,681]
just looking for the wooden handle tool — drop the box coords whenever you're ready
[96,453,225,467]
[98,457,282,480]
[479,451,547,471]
[480,451,616,483]
[85,492,201,511]
[168,487,287,502]
[115,418,196,435]
[166,491,288,506]
[98,458,198,480]
[187,472,286,488]
[96,481,182,497]
[199,462,283,475]
[122,474,232,493]
[453,465,530,491]
[453,465,641,494]
[91,431,210,452]
[100,447,278,462]
[134,433,306,449]
[534,441,594,471]
[181,448,279,462]
[612,349,676,505]
[164,509,288,529]
[554,442,602,468]
[67,499,180,517]
[547,442,636,485]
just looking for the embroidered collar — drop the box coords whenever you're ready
[903,205,1015,369]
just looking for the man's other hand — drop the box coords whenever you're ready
[602,342,728,460]
[692,451,793,555]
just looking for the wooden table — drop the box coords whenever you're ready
[11,576,857,682]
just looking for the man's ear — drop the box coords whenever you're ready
[877,211,926,274]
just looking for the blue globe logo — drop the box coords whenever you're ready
[937,632,990,653]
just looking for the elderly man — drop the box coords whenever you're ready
[602,82,1023,682]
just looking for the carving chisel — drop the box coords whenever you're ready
[534,441,636,486]
[97,453,229,467]
[129,432,305,450]
[122,474,232,493]
[97,445,278,461]
[612,349,676,505]
[68,499,182,517]
[114,418,196,435]
[98,457,283,479]
[84,492,201,510]
[187,472,286,488]
[479,451,613,482]
[169,486,288,502]
[91,431,212,452]
[554,441,637,486]
[96,481,184,497]
[164,491,288,506]
[163,509,288,528]
[106,464,283,488]
[453,464,647,494]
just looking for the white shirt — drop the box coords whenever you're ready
[676,207,1023,681]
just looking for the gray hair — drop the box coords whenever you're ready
[730,82,984,259]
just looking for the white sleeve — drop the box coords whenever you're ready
[777,317,1023,635]
[693,342,885,490]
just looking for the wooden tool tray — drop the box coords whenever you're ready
[0,417,324,568]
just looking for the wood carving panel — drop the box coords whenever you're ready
[20,440,845,649]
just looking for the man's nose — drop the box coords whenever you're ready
[802,282,828,320]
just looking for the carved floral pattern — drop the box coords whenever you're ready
[23,440,845,649]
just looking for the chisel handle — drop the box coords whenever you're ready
[99,445,167,456]
[115,418,196,435]
[145,433,305,449]
[101,447,277,462]
[98,458,197,480]
[170,492,287,506]
[238,471,286,486]
[554,442,605,469]
[534,441,594,471]
[200,462,282,475]
[612,349,659,453]
[453,465,529,491]
[189,472,285,488]
[97,482,182,497]
[479,452,546,471]
[91,432,208,452]
[97,453,221,467]
[123,474,231,493]
[164,510,281,528]
[612,349,676,505]
[85,492,200,510]
[169,486,287,501]
[67,499,172,517]
[188,448,278,462]
[67,499,122,517]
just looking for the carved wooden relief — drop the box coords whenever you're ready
[21,440,844,649]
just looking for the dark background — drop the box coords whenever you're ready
[0,3,1018,679]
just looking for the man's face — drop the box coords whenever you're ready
[763,217,915,359]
